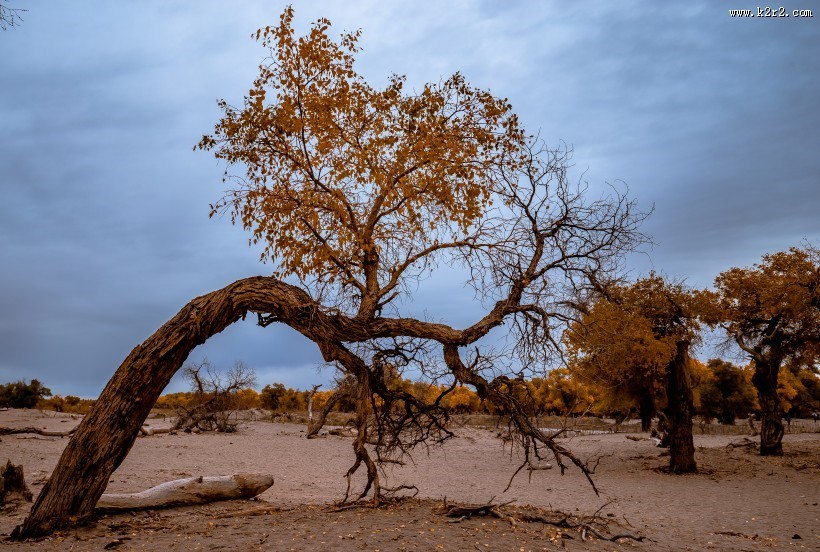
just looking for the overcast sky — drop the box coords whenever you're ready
[1,1,818,397]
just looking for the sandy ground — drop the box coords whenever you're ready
[0,409,818,551]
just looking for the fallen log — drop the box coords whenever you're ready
[0,426,76,437]
[96,473,273,512]
[138,426,173,437]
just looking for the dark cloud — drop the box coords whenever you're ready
[1,1,818,396]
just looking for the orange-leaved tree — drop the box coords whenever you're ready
[707,245,819,455]
[566,295,667,431]
[15,8,646,538]
[566,274,707,473]
[694,358,757,425]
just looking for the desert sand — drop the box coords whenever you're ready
[1,409,818,551]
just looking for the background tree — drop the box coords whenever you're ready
[306,373,356,437]
[566,293,669,432]
[695,359,757,425]
[172,359,257,432]
[259,383,287,411]
[0,379,52,409]
[707,245,819,455]
[16,9,646,538]
[567,275,705,473]
[529,368,595,417]
[777,359,820,419]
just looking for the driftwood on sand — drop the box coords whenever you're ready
[0,426,76,437]
[96,473,274,512]
[0,425,169,438]
[137,426,172,437]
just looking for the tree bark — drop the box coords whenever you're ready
[12,277,319,540]
[752,360,784,456]
[96,473,273,512]
[664,341,697,473]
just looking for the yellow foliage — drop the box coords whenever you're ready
[198,7,526,300]
[234,388,261,409]
[565,274,705,419]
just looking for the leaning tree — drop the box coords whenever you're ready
[14,9,646,538]
[708,245,819,456]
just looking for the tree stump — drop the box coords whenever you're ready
[1,461,33,507]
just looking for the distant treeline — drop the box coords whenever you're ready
[5,358,818,423]
[154,358,819,423]
[0,379,95,413]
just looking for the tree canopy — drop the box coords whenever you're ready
[197,7,644,324]
[0,379,52,409]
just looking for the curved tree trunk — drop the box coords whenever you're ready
[664,340,696,474]
[752,360,784,456]
[12,277,317,540]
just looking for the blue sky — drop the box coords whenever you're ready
[1,1,818,397]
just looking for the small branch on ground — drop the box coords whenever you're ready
[436,499,648,543]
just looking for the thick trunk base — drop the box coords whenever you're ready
[759,417,784,456]
[639,393,654,433]
[665,341,697,474]
[753,360,784,457]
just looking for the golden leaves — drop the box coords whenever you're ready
[199,8,526,291]
[565,276,705,409]
[713,245,820,354]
